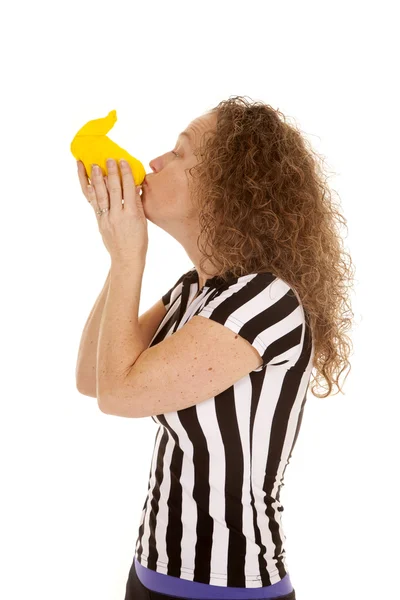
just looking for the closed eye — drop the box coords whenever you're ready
[171,150,180,158]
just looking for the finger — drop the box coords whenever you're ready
[87,184,102,217]
[77,161,92,201]
[119,160,136,211]
[105,159,122,211]
[91,165,109,210]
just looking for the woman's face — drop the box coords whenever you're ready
[140,112,217,230]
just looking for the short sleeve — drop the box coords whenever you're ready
[196,273,305,371]
[162,270,191,312]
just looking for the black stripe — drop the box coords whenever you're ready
[214,385,247,587]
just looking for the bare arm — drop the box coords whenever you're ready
[75,268,111,396]
[76,270,167,398]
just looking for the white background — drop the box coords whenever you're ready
[1,1,399,598]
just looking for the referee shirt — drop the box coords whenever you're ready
[133,267,314,598]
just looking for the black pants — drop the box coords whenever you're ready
[123,559,297,600]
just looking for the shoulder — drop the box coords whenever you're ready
[200,271,301,313]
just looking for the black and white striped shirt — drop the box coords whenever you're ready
[134,267,314,592]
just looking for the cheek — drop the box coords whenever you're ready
[166,191,191,219]
[144,171,189,208]
[161,176,188,202]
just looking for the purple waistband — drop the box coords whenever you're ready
[134,558,294,599]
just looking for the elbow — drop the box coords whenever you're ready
[96,392,142,418]
[76,384,96,398]
[76,377,98,399]
[76,376,113,415]
[97,394,112,414]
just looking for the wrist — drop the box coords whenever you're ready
[110,259,145,275]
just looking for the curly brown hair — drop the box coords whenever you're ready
[187,95,356,399]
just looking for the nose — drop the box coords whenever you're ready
[149,150,170,174]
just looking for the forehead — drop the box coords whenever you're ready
[178,131,193,146]
[180,112,217,147]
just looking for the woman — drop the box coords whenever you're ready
[78,95,355,599]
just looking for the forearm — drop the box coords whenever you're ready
[96,261,147,405]
[75,267,111,391]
